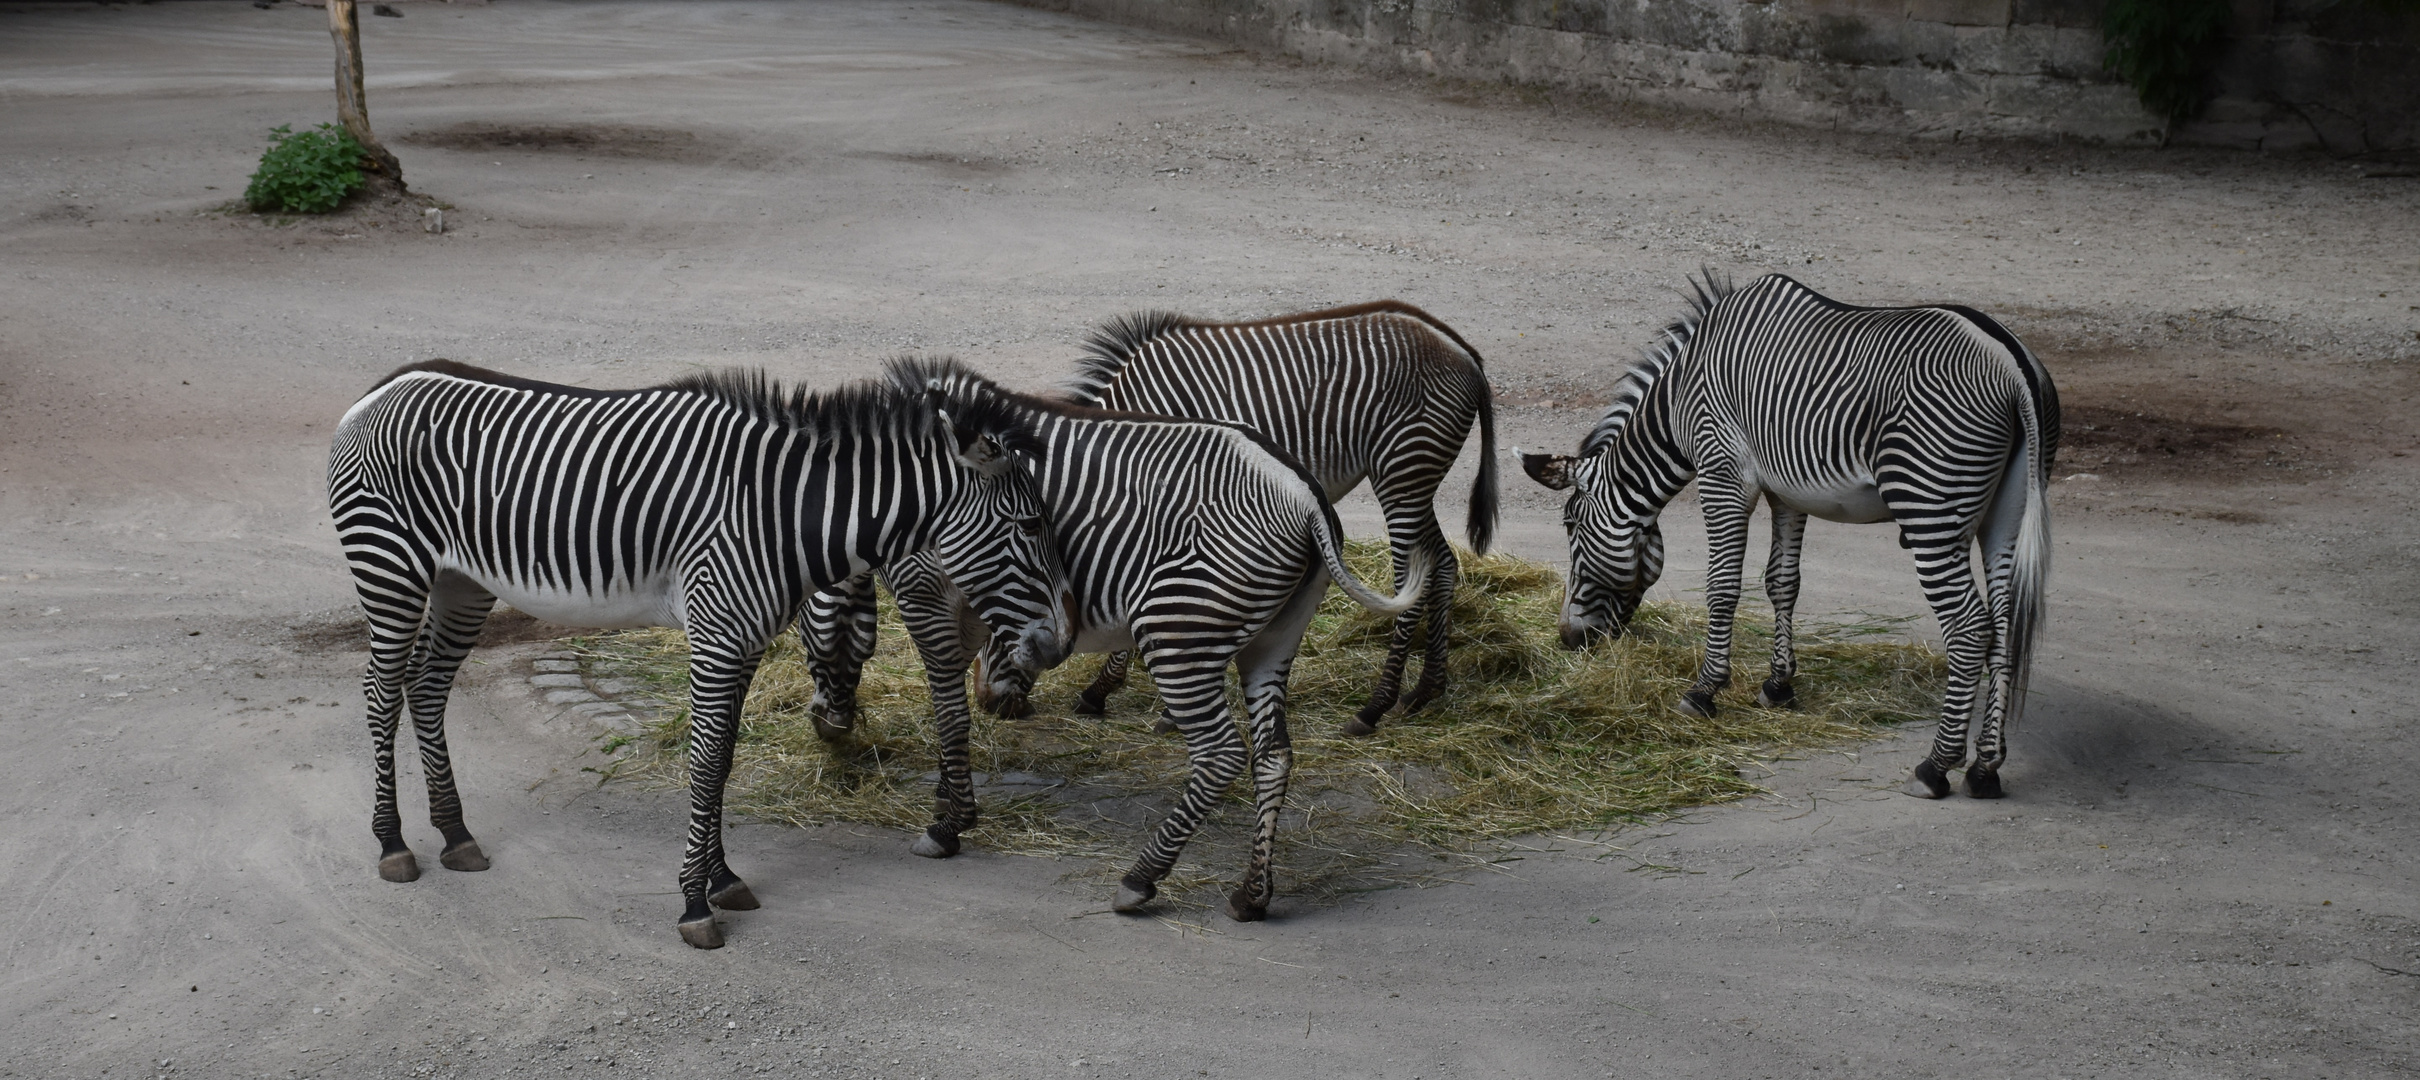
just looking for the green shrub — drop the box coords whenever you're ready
[243,123,366,214]
[2102,0,2233,127]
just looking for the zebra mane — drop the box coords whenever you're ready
[663,357,1042,460]
[1579,268,1738,457]
[1065,310,1189,405]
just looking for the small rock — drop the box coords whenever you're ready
[422,207,443,234]
[373,4,402,16]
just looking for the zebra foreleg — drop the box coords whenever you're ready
[1681,474,1756,719]
[799,573,880,741]
[409,571,496,873]
[1113,648,1247,913]
[893,580,979,858]
[675,636,769,949]
[1758,504,1809,709]
[1072,651,1133,716]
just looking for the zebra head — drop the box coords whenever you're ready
[1521,449,1665,648]
[896,361,1076,691]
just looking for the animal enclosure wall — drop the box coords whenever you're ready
[1009,0,2420,152]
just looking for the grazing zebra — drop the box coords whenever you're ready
[326,357,1070,949]
[802,388,1426,921]
[1521,272,2057,799]
[1050,301,1497,735]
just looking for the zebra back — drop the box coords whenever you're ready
[1068,300,1499,552]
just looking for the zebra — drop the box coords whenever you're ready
[1520,272,2057,800]
[326,356,1071,949]
[801,387,1426,922]
[1047,301,1497,736]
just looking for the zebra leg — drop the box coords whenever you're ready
[408,571,496,873]
[1073,651,1133,716]
[355,577,426,883]
[799,572,880,741]
[1113,645,1247,914]
[1681,473,1755,719]
[1349,480,1448,734]
[891,578,978,858]
[675,634,770,949]
[1228,582,1322,922]
[1759,503,1809,709]
[1967,529,2025,800]
[1902,539,1992,800]
[1397,537,1460,717]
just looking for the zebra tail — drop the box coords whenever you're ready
[2005,386,2052,732]
[1466,371,1498,555]
[1309,503,1429,617]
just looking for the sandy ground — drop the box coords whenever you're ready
[4,1,2419,1077]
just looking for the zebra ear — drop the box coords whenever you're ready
[941,414,1013,476]
[1520,451,1577,491]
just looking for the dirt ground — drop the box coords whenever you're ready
[4,1,2418,1077]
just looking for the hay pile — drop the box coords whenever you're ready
[578,542,1943,906]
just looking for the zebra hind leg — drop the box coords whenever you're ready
[1072,651,1132,716]
[1114,648,1247,914]
[1227,585,1319,922]
[1394,541,1459,718]
[361,595,423,883]
[407,571,496,873]
[1758,504,1809,709]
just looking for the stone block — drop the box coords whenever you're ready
[529,673,586,689]
[2008,0,2101,27]
[1907,0,2009,27]
[531,659,580,673]
[1790,0,1903,19]
[592,677,647,696]
[545,688,601,705]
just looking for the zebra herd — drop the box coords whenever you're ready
[331,271,2057,948]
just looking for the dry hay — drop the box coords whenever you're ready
[577,543,1943,910]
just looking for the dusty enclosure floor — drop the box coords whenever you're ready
[3,2,2417,1078]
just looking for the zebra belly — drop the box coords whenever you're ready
[1765,481,1891,524]
[464,569,685,630]
[1070,621,1137,655]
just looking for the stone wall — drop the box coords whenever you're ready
[1010,0,2420,151]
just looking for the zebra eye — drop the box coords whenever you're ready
[1014,515,1043,537]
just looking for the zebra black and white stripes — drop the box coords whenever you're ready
[1064,301,1497,733]
[1523,272,2057,799]
[328,357,1069,948]
[802,390,1424,921]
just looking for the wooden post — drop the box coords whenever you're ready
[327,0,404,186]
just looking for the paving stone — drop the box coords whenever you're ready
[544,688,601,705]
[592,677,646,695]
[529,674,586,689]
[531,659,581,674]
[569,702,629,718]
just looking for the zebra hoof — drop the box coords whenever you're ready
[1341,715,1380,738]
[1757,678,1796,709]
[708,877,760,911]
[1112,874,1157,913]
[1072,692,1108,716]
[1964,768,2006,799]
[438,838,489,872]
[910,828,960,859]
[1676,690,1719,719]
[1903,759,1953,799]
[809,709,856,743]
[377,849,421,883]
[677,916,725,950]
[1224,889,1268,923]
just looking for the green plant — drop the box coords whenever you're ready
[2102,0,2234,128]
[243,123,367,213]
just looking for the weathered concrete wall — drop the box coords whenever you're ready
[1010,0,2420,151]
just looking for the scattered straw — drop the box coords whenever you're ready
[575,542,1943,908]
